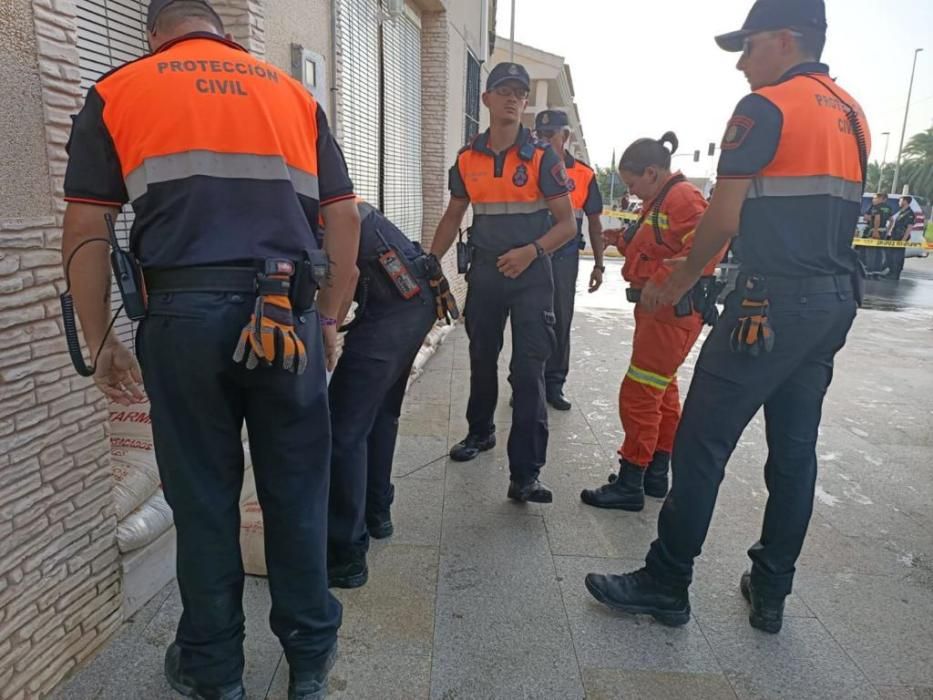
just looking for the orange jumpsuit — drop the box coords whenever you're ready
[615,173,718,468]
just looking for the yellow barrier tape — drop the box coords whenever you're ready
[603,209,640,222]
[853,238,933,250]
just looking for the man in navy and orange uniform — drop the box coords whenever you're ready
[534,109,605,411]
[430,62,576,504]
[585,0,868,635]
[327,199,446,590]
[61,1,360,698]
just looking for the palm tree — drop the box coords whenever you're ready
[903,127,933,162]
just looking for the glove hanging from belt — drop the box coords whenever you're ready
[233,259,308,374]
[729,275,775,357]
[423,254,460,325]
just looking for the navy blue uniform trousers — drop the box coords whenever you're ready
[645,275,857,597]
[328,285,436,557]
[544,248,580,392]
[138,291,340,688]
[464,255,556,483]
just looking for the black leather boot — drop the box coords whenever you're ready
[584,567,691,627]
[164,644,245,699]
[740,571,785,634]
[366,509,393,539]
[580,459,645,511]
[507,478,553,503]
[645,451,670,499]
[450,433,496,462]
[328,550,368,589]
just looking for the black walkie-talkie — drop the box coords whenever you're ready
[106,214,147,321]
[61,213,147,377]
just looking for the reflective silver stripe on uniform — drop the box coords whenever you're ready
[125,151,320,201]
[472,200,549,215]
[747,175,862,203]
[573,208,585,219]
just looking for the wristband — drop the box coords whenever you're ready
[594,265,606,272]
[319,315,338,327]
[532,241,545,258]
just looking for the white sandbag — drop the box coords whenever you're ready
[239,467,267,576]
[111,455,161,521]
[117,489,174,554]
[109,402,155,454]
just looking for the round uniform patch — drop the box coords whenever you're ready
[567,178,577,192]
[513,163,529,187]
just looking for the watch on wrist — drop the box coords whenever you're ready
[532,241,545,258]
[594,264,606,272]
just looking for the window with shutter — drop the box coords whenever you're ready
[464,51,481,145]
[75,0,148,349]
[381,12,422,241]
[336,0,423,242]
[335,0,381,206]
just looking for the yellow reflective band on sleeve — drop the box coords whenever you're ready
[649,212,670,230]
[681,229,696,244]
[625,364,673,391]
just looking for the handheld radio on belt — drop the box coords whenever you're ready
[60,213,147,377]
[375,229,422,300]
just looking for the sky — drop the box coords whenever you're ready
[495,0,933,179]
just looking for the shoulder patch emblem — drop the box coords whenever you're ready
[567,177,577,192]
[721,115,755,151]
[550,162,569,188]
[513,163,529,187]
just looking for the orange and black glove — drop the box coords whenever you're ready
[729,277,775,357]
[233,260,308,374]
[424,254,460,325]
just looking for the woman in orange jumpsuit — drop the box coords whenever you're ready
[581,132,722,512]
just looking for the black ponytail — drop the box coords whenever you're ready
[618,131,679,174]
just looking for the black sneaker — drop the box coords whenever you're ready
[164,644,245,699]
[580,459,645,511]
[645,451,670,499]
[450,433,496,462]
[289,643,337,700]
[546,389,572,411]
[328,551,368,589]
[740,571,785,634]
[584,568,691,627]
[507,478,553,503]
[366,510,394,539]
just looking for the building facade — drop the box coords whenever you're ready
[0,1,490,696]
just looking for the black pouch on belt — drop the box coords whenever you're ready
[729,275,775,357]
[291,249,329,312]
[456,229,472,274]
[626,287,641,304]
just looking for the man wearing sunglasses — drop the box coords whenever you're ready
[534,110,605,412]
[429,62,576,503]
[585,0,870,635]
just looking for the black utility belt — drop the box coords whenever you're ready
[740,273,853,296]
[144,259,323,312]
[627,276,723,326]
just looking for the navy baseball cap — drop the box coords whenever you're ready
[535,110,569,130]
[715,0,826,52]
[486,62,531,92]
[147,0,222,31]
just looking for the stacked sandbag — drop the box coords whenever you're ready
[239,464,266,576]
[109,402,175,553]
[110,403,161,521]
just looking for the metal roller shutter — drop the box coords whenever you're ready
[75,0,148,348]
[381,11,422,241]
[335,0,381,206]
[336,0,423,241]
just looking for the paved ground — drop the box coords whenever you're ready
[54,259,933,699]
